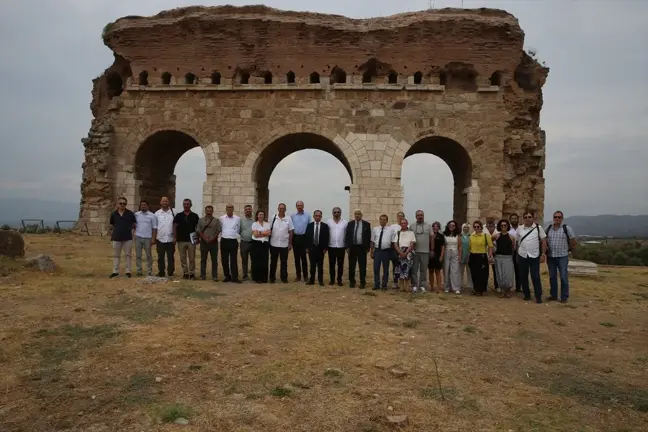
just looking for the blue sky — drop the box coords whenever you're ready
[1,0,647,221]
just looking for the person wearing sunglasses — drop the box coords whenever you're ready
[468,220,493,295]
[515,211,547,303]
[109,197,137,278]
[545,210,576,303]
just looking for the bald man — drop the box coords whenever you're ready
[153,196,176,277]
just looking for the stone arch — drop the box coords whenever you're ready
[245,129,360,217]
[395,135,475,223]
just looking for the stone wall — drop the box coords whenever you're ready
[78,6,548,231]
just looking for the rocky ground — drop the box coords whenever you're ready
[0,234,647,431]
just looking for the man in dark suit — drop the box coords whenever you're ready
[345,209,371,288]
[305,209,330,286]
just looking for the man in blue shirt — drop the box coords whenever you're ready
[290,200,312,282]
[109,197,137,278]
[134,200,157,276]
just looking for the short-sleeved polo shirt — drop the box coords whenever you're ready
[174,211,200,242]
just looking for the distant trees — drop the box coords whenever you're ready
[573,241,648,266]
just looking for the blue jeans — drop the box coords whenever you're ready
[373,249,391,289]
[518,255,543,301]
[548,256,569,300]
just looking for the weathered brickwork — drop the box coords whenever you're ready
[78,5,548,232]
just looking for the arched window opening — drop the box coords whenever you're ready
[388,71,398,84]
[134,130,204,212]
[184,73,196,85]
[444,62,478,91]
[310,72,320,84]
[138,71,149,86]
[490,71,502,86]
[254,133,354,219]
[439,71,447,86]
[263,71,273,84]
[240,72,250,84]
[413,71,423,85]
[211,71,221,85]
[106,72,123,97]
[161,72,172,85]
[402,137,473,223]
[362,70,374,84]
[331,67,347,84]
[286,71,296,84]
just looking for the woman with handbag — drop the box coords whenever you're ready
[468,220,494,296]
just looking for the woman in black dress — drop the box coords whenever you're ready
[428,221,445,293]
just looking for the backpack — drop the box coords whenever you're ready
[546,224,573,252]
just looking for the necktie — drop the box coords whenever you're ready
[378,227,384,249]
[354,222,359,244]
[314,223,319,246]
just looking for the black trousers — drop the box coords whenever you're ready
[513,254,521,290]
[199,240,218,279]
[308,247,326,284]
[220,238,239,281]
[156,241,175,276]
[348,245,368,285]
[250,240,269,283]
[469,253,489,293]
[270,246,289,282]
[328,247,346,283]
[293,234,308,279]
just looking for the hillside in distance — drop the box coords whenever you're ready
[551,215,648,238]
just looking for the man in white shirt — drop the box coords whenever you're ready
[219,204,242,283]
[327,207,348,286]
[515,211,547,303]
[269,203,294,283]
[508,213,521,292]
[153,196,175,277]
[371,214,395,290]
[135,200,157,276]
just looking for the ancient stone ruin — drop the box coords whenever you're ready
[78,5,548,231]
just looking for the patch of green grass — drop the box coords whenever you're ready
[463,326,477,333]
[122,374,156,404]
[599,322,616,328]
[159,403,192,423]
[169,286,225,300]
[188,364,202,371]
[270,386,293,397]
[532,371,648,412]
[402,318,419,329]
[421,386,457,400]
[105,295,172,323]
[0,256,21,276]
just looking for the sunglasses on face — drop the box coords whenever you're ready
[333,212,341,214]
[524,216,533,219]
[118,202,126,205]
[554,216,563,219]
[473,225,481,229]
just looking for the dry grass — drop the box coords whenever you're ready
[0,234,647,431]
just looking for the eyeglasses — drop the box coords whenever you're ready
[553,216,563,219]
[524,216,533,219]
[118,202,126,205]
[473,225,481,228]
[333,211,341,214]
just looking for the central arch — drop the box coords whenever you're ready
[403,136,473,223]
[134,130,204,211]
[252,133,355,218]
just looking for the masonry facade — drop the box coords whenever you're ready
[79,5,549,232]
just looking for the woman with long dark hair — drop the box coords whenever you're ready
[250,210,271,283]
[468,220,494,296]
[428,221,445,293]
[443,220,462,294]
[492,219,516,298]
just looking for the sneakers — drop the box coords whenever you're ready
[412,286,418,293]
[455,290,461,295]
[419,287,427,293]
[444,289,450,293]
[109,273,119,278]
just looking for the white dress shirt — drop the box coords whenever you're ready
[390,223,402,243]
[327,218,348,248]
[371,225,395,250]
[154,208,175,243]
[135,210,157,238]
[219,214,241,239]
[516,224,547,258]
[269,214,294,248]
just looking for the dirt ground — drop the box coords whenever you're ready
[0,234,647,432]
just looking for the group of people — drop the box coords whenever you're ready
[109,197,577,304]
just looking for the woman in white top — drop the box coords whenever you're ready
[392,218,416,292]
[250,210,271,283]
[442,220,462,294]
[389,211,405,288]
